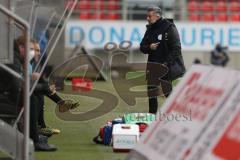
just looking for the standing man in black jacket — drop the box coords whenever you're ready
[140,6,184,114]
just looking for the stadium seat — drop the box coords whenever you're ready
[187,1,199,12]
[201,13,214,21]
[106,0,120,10]
[106,13,120,20]
[79,0,91,10]
[91,12,105,20]
[215,1,227,12]
[230,1,240,12]
[92,0,104,10]
[201,1,214,12]
[216,13,228,22]
[229,14,240,21]
[188,13,200,21]
[79,12,91,19]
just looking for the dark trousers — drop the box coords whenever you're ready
[36,92,63,128]
[30,95,40,143]
[47,93,63,104]
[147,75,172,114]
[35,94,45,128]
[148,85,171,114]
[148,96,158,114]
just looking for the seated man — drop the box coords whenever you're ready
[31,40,79,137]
[14,36,57,151]
[211,44,229,67]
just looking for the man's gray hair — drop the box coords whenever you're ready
[147,6,162,17]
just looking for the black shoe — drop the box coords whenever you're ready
[39,134,48,144]
[35,143,57,152]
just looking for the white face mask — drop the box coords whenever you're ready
[29,50,35,62]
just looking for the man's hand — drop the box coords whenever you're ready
[31,72,41,81]
[49,84,56,95]
[150,42,160,50]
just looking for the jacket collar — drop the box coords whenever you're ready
[146,18,173,33]
[146,18,164,30]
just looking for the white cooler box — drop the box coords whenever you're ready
[112,124,139,152]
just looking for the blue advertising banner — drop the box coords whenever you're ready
[65,21,240,51]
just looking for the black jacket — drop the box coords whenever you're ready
[210,49,229,67]
[140,18,182,64]
[31,59,51,95]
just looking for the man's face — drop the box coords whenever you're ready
[30,42,35,51]
[34,43,41,59]
[147,11,160,24]
[18,44,25,58]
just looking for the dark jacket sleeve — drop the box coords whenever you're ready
[34,83,50,95]
[140,30,155,54]
[165,25,182,64]
[32,76,51,95]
